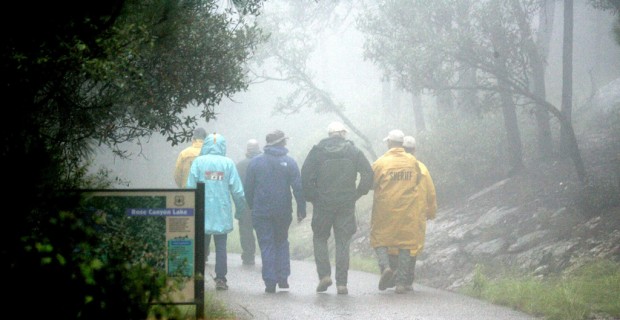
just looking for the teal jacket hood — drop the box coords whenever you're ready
[201,133,227,156]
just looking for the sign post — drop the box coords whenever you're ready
[79,184,205,318]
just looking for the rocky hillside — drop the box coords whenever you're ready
[347,129,620,291]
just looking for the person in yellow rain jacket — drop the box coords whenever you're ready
[371,129,436,294]
[385,135,437,292]
[174,127,207,188]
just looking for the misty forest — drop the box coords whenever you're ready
[2,0,620,319]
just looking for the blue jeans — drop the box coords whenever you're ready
[253,214,292,287]
[211,233,228,281]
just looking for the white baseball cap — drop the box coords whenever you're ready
[383,129,405,142]
[403,136,416,148]
[327,121,348,134]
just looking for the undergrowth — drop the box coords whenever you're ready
[460,260,620,320]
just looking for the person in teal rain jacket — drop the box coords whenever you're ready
[187,132,247,291]
[244,130,306,293]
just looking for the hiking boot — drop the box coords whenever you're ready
[265,285,276,293]
[378,268,394,291]
[278,281,289,289]
[316,277,333,293]
[337,285,348,295]
[215,279,228,291]
[395,285,406,294]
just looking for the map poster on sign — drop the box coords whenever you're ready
[78,189,203,306]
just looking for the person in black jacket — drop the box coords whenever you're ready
[301,121,373,295]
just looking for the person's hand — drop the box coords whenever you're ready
[297,211,306,223]
[234,207,245,220]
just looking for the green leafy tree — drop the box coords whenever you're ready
[1,0,265,318]
[589,1,620,44]
[358,0,586,182]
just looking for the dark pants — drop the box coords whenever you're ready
[311,203,356,286]
[238,213,256,263]
[207,233,228,281]
[388,252,416,286]
[253,214,293,287]
[376,247,410,286]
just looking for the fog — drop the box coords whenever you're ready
[92,1,620,189]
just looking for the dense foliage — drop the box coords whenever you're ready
[0,1,264,318]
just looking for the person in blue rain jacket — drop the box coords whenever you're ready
[244,129,306,293]
[187,132,246,291]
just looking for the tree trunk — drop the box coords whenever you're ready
[498,0,585,183]
[382,73,392,114]
[392,81,403,119]
[499,80,525,175]
[411,90,426,132]
[522,94,587,183]
[532,68,553,158]
[436,89,454,113]
[491,19,524,175]
[456,67,481,118]
[532,0,554,159]
[560,0,574,155]
[511,0,554,159]
[536,0,555,62]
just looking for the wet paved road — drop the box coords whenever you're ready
[206,254,539,320]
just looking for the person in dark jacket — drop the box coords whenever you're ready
[244,130,306,293]
[300,121,373,295]
[235,139,261,265]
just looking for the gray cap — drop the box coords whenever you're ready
[265,130,289,146]
[246,139,260,154]
[193,127,207,140]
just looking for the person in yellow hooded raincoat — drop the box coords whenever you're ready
[174,127,206,188]
[371,129,436,294]
[385,135,437,292]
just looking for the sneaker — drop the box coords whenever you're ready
[265,285,276,293]
[395,285,406,294]
[378,268,394,291]
[278,281,289,289]
[337,285,348,295]
[316,277,333,293]
[242,259,255,266]
[215,279,228,291]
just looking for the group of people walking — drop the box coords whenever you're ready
[174,122,436,295]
